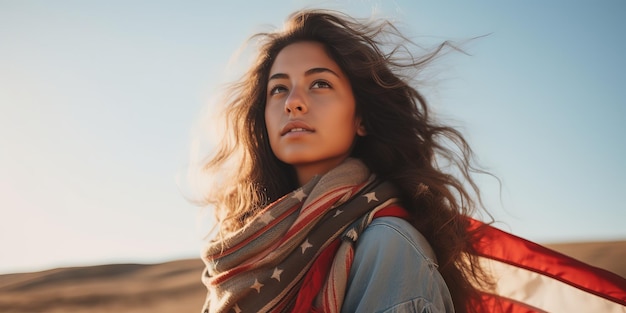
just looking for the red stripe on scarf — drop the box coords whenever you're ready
[207,203,302,259]
[283,185,362,241]
[283,192,347,240]
[292,239,342,313]
[373,204,410,220]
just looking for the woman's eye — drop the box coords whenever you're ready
[311,80,331,89]
[269,85,287,95]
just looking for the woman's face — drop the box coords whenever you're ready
[265,41,365,185]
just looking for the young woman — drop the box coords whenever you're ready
[198,9,492,313]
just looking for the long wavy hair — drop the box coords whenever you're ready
[199,9,494,312]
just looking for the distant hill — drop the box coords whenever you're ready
[0,259,206,313]
[1,241,624,313]
[544,240,626,278]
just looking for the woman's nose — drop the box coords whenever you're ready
[284,89,308,114]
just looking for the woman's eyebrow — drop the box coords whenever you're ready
[305,67,339,77]
[268,73,289,81]
[268,67,339,81]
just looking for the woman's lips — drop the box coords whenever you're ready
[280,120,314,136]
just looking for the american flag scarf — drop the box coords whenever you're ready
[201,158,400,313]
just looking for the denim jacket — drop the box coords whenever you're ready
[341,217,455,313]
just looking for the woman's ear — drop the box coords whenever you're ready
[357,123,367,136]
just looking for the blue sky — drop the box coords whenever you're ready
[1,1,624,274]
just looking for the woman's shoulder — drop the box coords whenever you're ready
[342,216,455,313]
[362,216,438,264]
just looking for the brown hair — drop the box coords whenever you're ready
[200,9,494,312]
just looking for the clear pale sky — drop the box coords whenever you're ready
[1,1,624,275]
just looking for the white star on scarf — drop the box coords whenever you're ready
[250,279,264,293]
[333,209,343,217]
[300,239,313,254]
[364,192,378,203]
[346,228,359,241]
[293,189,307,201]
[258,211,273,225]
[271,267,283,282]
[234,304,242,313]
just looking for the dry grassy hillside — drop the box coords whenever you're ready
[0,259,206,313]
[1,241,624,313]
